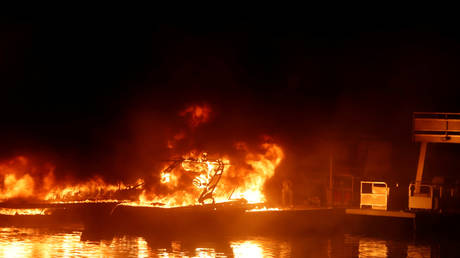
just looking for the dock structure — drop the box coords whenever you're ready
[0,200,459,238]
[411,113,460,207]
[346,208,415,219]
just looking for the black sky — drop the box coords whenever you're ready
[2,13,460,183]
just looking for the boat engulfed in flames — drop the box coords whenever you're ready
[0,140,286,231]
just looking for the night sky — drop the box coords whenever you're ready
[2,14,460,186]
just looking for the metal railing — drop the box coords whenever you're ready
[360,181,389,210]
[408,183,433,210]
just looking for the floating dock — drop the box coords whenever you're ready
[344,208,415,236]
[2,201,460,238]
[345,208,460,237]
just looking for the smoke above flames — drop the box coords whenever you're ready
[0,103,284,206]
[179,104,212,128]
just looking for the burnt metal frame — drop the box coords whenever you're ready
[197,160,224,204]
[162,158,225,205]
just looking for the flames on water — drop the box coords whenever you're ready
[0,104,284,208]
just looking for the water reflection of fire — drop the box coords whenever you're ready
[231,241,264,258]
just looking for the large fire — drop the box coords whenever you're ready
[0,104,284,208]
[0,142,283,208]
[0,156,135,203]
[136,141,284,207]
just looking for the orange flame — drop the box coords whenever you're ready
[0,156,141,203]
[0,156,50,201]
[138,141,284,207]
[0,140,284,209]
[232,143,284,203]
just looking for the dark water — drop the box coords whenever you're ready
[0,226,456,257]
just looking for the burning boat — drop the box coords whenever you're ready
[82,149,341,237]
[2,142,325,235]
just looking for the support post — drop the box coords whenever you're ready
[328,154,333,206]
[415,142,427,193]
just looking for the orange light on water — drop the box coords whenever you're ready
[231,241,264,258]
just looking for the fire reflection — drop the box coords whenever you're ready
[0,228,441,257]
[358,238,388,257]
[2,241,29,258]
[407,244,431,258]
[230,241,263,258]
[193,247,219,258]
[137,237,149,258]
[0,228,108,257]
[0,226,300,257]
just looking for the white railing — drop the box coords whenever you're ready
[360,181,389,210]
[408,183,433,210]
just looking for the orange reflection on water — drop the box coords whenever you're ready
[2,241,30,258]
[137,237,149,258]
[0,227,437,257]
[407,244,431,258]
[358,238,388,258]
[231,241,263,258]
[0,228,114,257]
[193,247,218,258]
